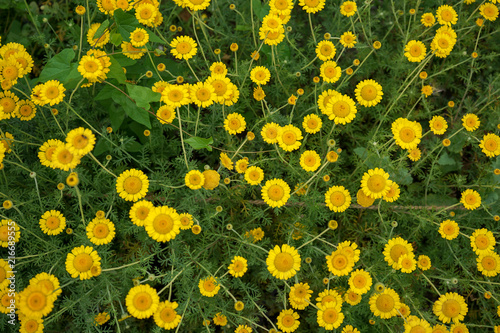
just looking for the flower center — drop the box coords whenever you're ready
[485,139,498,151]
[266,128,278,139]
[136,207,150,220]
[442,299,461,318]
[24,319,39,333]
[177,42,192,54]
[139,8,153,20]
[304,156,317,167]
[475,234,490,250]
[57,149,73,164]
[196,88,211,102]
[19,105,34,117]
[307,119,318,129]
[438,38,449,49]
[376,294,395,313]
[353,275,367,288]
[72,135,89,149]
[249,171,260,181]
[3,65,18,80]
[46,216,61,229]
[332,253,348,269]
[189,174,202,185]
[27,291,47,311]
[74,253,93,272]
[212,80,227,95]
[213,66,224,74]
[361,85,377,100]
[268,184,285,201]
[323,308,338,323]
[123,176,143,194]
[0,98,15,113]
[410,326,426,333]
[168,90,183,102]
[274,0,288,10]
[367,174,386,192]
[482,256,497,270]
[160,307,176,322]
[390,244,408,262]
[324,65,338,78]
[133,32,144,42]
[229,119,241,130]
[45,86,60,99]
[444,223,456,235]
[282,314,295,327]
[0,226,8,242]
[93,224,110,238]
[399,127,416,143]
[282,131,297,145]
[465,194,477,205]
[133,292,153,311]
[329,191,346,206]
[441,9,453,22]
[153,214,174,234]
[332,101,350,117]
[267,19,279,29]
[274,252,293,272]
[320,45,332,56]
[410,45,422,57]
[203,279,216,291]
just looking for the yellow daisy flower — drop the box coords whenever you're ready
[86,217,116,245]
[65,245,101,280]
[202,169,220,190]
[398,253,416,273]
[326,94,357,124]
[317,302,344,329]
[300,150,321,172]
[344,289,362,305]
[19,285,55,318]
[436,5,458,26]
[0,91,19,119]
[277,124,302,152]
[315,289,342,308]
[161,84,190,107]
[224,113,246,135]
[421,13,435,27]
[324,185,351,212]
[87,22,110,47]
[199,276,220,297]
[391,118,422,150]
[319,60,341,83]
[78,55,105,82]
[404,40,427,62]
[116,169,149,202]
[470,228,495,255]
[244,166,264,185]
[15,99,36,121]
[38,139,63,168]
[383,237,414,269]
[66,127,95,156]
[39,210,66,235]
[326,248,356,276]
[477,251,500,277]
[438,220,460,240]
[250,66,271,85]
[129,200,154,227]
[220,152,234,170]
[417,255,432,271]
[302,114,322,134]
[126,284,160,319]
[369,288,401,319]
[340,1,357,17]
[355,79,383,107]
[480,133,500,157]
[431,33,455,58]
[460,189,481,210]
[480,3,499,21]
[135,3,158,27]
[156,105,176,124]
[261,122,281,144]
[348,269,373,294]
[130,28,149,47]
[206,75,232,103]
[20,316,44,332]
[51,143,81,171]
[154,301,181,330]
[382,180,400,202]
[261,178,291,208]
[40,80,66,106]
[144,206,181,242]
[190,81,216,107]
[339,31,357,48]
[253,86,266,101]
[433,292,468,323]
[266,244,301,280]
[277,308,300,332]
[184,0,211,11]
[185,170,205,190]
[461,113,480,131]
[170,35,197,60]
[315,40,336,61]
[357,189,375,207]
[429,115,448,135]
[228,256,248,277]
[209,62,227,76]
[361,167,390,199]
[0,259,13,290]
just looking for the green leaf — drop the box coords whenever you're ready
[63,63,83,90]
[252,0,267,20]
[93,138,112,156]
[114,9,163,44]
[38,48,75,82]
[235,25,251,31]
[185,137,213,151]
[126,83,161,110]
[110,32,123,46]
[107,56,126,83]
[94,84,116,101]
[112,91,151,128]
[437,152,456,166]
[354,147,369,160]
[94,19,110,39]
[109,106,126,130]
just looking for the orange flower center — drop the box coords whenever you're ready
[176,42,192,54]
[74,253,93,272]
[282,130,297,145]
[329,191,346,207]
[323,308,339,324]
[267,184,285,201]
[376,294,395,313]
[441,299,461,318]
[361,85,377,100]
[475,234,490,250]
[281,314,295,327]
[196,88,211,102]
[153,214,174,234]
[332,100,350,117]
[46,216,61,229]
[390,244,408,262]
[399,127,416,143]
[324,65,338,78]
[93,223,110,238]
[274,252,293,272]
[27,291,47,311]
[133,292,153,311]
[160,307,176,322]
[123,176,143,194]
[136,206,150,220]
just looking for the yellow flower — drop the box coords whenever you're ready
[199,276,220,297]
[0,259,13,290]
[129,200,154,227]
[339,31,357,48]
[317,89,341,115]
[250,66,271,85]
[125,284,160,319]
[357,189,375,207]
[342,325,361,333]
[421,12,435,27]
[477,251,500,277]
[277,125,302,152]
[269,0,293,14]
[52,143,81,171]
[326,248,355,276]
[262,14,284,33]
[300,150,321,172]
[135,3,158,27]
[184,0,211,11]
[315,40,336,61]
[65,245,101,280]
[207,75,232,104]
[298,0,325,13]
[154,301,181,329]
[433,292,468,323]
[355,79,383,107]
[210,62,227,76]
[348,269,372,294]
[94,312,110,326]
[145,206,181,242]
[320,60,341,83]
[398,253,416,273]
[431,33,455,58]
[417,255,432,271]
[422,85,433,97]
[244,166,264,185]
[480,3,499,21]
[213,312,227,326]
[470,228,495,255]
[324,185,351,212]
[361,168,391,199]
[266,244,301,280]
[0,91,19,119]
[408,148,421,161]
[391,118,422,150]
[460,189,481,210]
[224,113,246,135]
[97,0,115,15]
[438,220,460,240]
[340,1,357,17]
[190,81,216,107]
[369,288,401,319]
[75,5,86,15]
[14,99,36,121]
[40,80,66,106]
[116,169,149,202]
[404,40,427,62]
[20,316,44,332]
[461,113,480,131]
[121,41,146,59]
[261,178,291,208]
[202,169,220,190]
[156,105,176,124]
[261,122,281,144]
[253,86,266,101]
[170,35,197,60]
[480,133,500,157]
[404,316,432,333]
[185,170,205,190]
[317,302,344,329]
[130,28,149,47]
[228,256,248,277]
[383,237,414,269]
[288,282,312,310]
[277,308,300,332]
[86,217,115,245]
[235,325,252,333]
[161,84,190,107]
[436,5,458,26]
[66,127,95,156]
[39,210,66,236]
[78,55,105,82]
[19,284,55,318]
[326,94,357,124]
[235,158,249,173]
[220,152,233,170]
[429,115,448,135]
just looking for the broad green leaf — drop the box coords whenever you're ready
[94,84,116,101]
[110,32,123,46]
[38,48,75,82]
[437,152,456,166]
[107,56,126,83]
[63,63,83,90]
[126,83,161,110]
[112,91,151,128]
[93,138,112,156]
[252,0,266,20]
[185,137,213,151]
[354,147,369,160]
[114,9,164,44]
[94,20,110,39]
[109,106,126,130]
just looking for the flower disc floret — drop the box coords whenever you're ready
[266,244,301,280]
[261,178,291,208]
[355,79,383,107]
[324,186,351,212]
[433,292,468,323]
[125,285,160,319]
[369,288,401,319]
[391,118,422,150]
[116,169,149,202]
[170,36,197,60]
